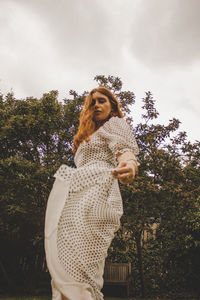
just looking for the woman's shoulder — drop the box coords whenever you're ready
[97,116,134,141]
[101,116,130,132]
[99,116,139,155]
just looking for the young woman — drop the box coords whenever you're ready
[44,87,139,300]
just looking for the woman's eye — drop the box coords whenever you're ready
[90,100,95,106]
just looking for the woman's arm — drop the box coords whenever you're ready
[112,151,139,184]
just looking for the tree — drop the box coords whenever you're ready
[0,90,84,292]
[106,89,200,297]
[0,76,199,297]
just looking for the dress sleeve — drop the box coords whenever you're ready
[99,116,139,162]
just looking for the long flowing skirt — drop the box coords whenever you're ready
[44,164,123,300]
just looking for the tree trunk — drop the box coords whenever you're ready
[136,233,146,297]
[0,260,16,292]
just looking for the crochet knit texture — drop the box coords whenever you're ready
[45,116,139,300]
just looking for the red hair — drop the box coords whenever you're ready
[73,86,123,152]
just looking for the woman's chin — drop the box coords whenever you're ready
[94,116,103,122]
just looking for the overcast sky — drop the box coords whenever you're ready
[1,0,199,142]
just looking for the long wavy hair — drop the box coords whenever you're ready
[73,86,123,152]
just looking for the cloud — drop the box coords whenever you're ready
[0,0,199,144]
[0,0,137,97]
[0,0,60,96]
[17,0,121,66]
[129,0,200,68]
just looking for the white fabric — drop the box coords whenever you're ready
[44,116,139,300]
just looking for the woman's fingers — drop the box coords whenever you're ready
[117,161,127,168]
[112,159,139,184]
[112,170,136,183]
[112,165,132,175]
[118,172,134,179]
[112,160,138,184]
[118,173,135,183]
[116,167,133,174]
[119,175,134,184]
[112,167,135,176]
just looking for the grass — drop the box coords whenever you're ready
[0,297,170,300]
[1,296,198,300]
[3,298,196,300]
[0,297,161,300]
[0,298,131,300]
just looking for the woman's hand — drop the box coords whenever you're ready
[112,160,138,184]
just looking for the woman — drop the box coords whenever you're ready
[44,87,139,300]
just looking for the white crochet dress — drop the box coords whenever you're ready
[44,116,139,300]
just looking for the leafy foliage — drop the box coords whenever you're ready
[0,76,199,298]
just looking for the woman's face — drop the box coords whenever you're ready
[91,91,112,122]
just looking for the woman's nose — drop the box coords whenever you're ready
[94,102,100,109]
